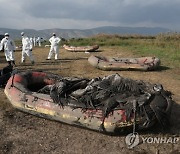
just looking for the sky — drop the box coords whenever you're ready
[0,0,180,31]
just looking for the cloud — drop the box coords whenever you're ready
[0,0,179,31]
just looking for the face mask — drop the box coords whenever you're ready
[5,36,9,39]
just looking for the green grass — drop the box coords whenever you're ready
[66,33,180,68]
[127,39,180,68]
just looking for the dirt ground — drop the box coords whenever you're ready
[0,46,179,154]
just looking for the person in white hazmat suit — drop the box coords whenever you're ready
[33,37,36,47]
[36,37,41,47]
[46,33,61,60]
[0,33,16,66]
[30,37,33,47]
[21,32,35,64]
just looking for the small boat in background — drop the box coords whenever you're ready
[88,55,160,71]
[63,44,99,52]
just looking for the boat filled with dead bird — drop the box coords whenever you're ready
[4,71,172,134]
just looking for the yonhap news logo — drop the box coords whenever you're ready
[125,132,179,149]
[125,133,140,149]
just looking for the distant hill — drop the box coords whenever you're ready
[0,26,171,40]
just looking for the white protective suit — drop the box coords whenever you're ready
[0,36,16,62]
[36,37,41,47]
[47,36,61,60]
[33,37,36,46]
[21,35,34,63]
[30,37,33,47]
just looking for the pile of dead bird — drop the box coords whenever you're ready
[38,73,172,130]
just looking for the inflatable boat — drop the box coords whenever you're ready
[4,71,172,134]
[88,55,160,71]
[0,65,13,87]
[63,44,99,52]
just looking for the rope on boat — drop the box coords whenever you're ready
[132,101,137,134]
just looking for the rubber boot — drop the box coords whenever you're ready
[11,61,16,67]
[7,61,11,66]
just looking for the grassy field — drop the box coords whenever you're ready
[0,33,179,154]
[15,32,180,68]
[66,33,180,68]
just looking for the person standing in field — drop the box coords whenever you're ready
[21,32,35,64]
[33,36,36,47]
[36,37,42,47]
[0,33,16,66]
[30,37,33,47]
[46,33,61,60]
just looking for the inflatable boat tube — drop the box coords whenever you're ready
[88,55,160,71]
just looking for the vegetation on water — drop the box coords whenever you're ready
[67,32,180,68]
